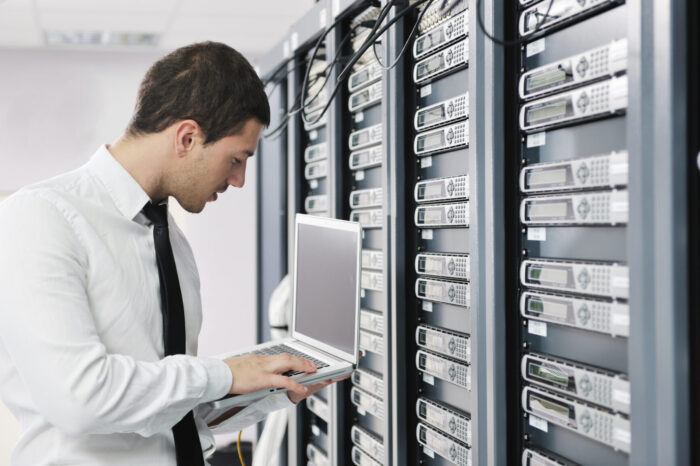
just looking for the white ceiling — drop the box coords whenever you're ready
[0,0,317,58]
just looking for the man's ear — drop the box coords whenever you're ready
[174,120,202,158]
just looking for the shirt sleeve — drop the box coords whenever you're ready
[0,193,232,437]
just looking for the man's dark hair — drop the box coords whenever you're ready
[126,41,270,145]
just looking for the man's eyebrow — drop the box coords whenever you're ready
[244,150,255,157]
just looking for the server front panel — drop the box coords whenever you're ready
[506,2,630,465]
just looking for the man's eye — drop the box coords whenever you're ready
[231,159,241,166]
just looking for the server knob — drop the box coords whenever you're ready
[576,56,589,77]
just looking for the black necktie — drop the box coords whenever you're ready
[142,202,204,466]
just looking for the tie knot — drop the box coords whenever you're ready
[142,202,169,228]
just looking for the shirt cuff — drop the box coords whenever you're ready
[199,357,233,403]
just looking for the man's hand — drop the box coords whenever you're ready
[287,375,351,404]
[223,353,317,398]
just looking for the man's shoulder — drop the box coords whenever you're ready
[0,167,91,219]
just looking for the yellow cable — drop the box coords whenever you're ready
[237,430,246,466]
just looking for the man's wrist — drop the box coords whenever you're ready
[200,357,234,402]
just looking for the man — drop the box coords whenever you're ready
[0,42,332,465]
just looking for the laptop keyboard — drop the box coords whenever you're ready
[253,343,330,377]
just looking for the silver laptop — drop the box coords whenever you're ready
[209,213,361,410]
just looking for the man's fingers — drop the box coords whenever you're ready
[306,381,331,391]
[267,353,317,374]
[304,376,349,394]
[269,374,308,395]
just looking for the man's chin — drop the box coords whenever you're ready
[180,201,206,214]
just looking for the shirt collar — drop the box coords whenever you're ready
[85,145,153,221]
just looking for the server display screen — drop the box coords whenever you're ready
[527,295,569,319]
[353,132,369,146]
[530,393,572,423]
[526,200,571,220]
[528,297,545,314]
[528,362,571,389]
[353,90,370,106]
[418,132,446,151]
[526,167,569,188]
[526,99,572,125]
[528,265,570,285]
[351,69,370,87]
[354,192,370,205]
[425,182,446,197]
[525,65,572,93]
[416,28,446,56]
[417,54,445,78]
[424,257,445,274]
[418,106,447,127]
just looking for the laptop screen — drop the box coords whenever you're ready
[293,215,360,360]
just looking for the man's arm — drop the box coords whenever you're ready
[0,193,313,437]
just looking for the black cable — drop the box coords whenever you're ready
[261,49,328,87]
[302,0,432,127]
[340,0,432,79]
[262,114,291,140]
[300,0,394,127]
[475,0,556,47]
[263,13,357,139]
[372,0,435,70]
[264,62,310,98]
[300,21,365,111]
[438,0,464,15]
[335,0,400,83]
[261,57,293,86]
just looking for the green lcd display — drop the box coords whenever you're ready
[528,266,543,281]
[531,394,572,424]
[528,297,544,314]
[529,362,572,389]
[527,296,569,320]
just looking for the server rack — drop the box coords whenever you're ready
[390,2,473,466]
[502,1,692,465]
[255,1,694,465]
[336,3,393,466]
[505,2,632,465]
[281,4,342,465]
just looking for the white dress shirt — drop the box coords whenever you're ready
[0,146,292,465]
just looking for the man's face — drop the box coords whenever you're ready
[173,118,264,213]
